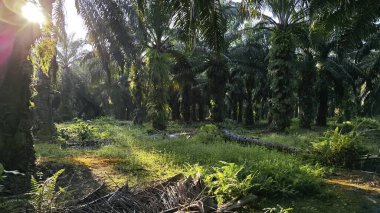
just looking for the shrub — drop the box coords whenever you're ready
[193,124,223,143]
[30,169,65,213]
[312,127,367,167]
[252,161,323,197]
[337,121,354,134]
[186,162,254,205]
[336,118,380,134]
[263,205,293,213]
[58,120,110,142]
[353,117,380,130]
[0,169,65,213]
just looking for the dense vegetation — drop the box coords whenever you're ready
[0,0,379,212]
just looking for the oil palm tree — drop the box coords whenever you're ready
[228,30,270,125]
[307,0,380,124]
[172,0,231,122]
[56,34,87,121]
[75,0,231,126]
[0,0,43,192]
[32,0,63,141]
[247,0,306,130]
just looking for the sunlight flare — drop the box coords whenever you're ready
[21,2,45,24]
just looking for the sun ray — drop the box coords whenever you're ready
[21,2,45,24]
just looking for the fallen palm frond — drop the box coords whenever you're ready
[62,173,258,213]
[64,174,215,213]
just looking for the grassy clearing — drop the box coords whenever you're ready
[223,117,380,154]
[35,117,380,212]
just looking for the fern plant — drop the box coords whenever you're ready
[263,205,293,213]
[193,124,223,143]
[312,127,367,167]
[205,162,254,205]
[186,162,255,205]
[30,169,65,213]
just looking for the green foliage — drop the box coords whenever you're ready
[31,25,58,77]
[207,57,229,122]
[298,53,317,129]
[334,118,380,134]
[268,29,296,131]
[343,117,380,133]
[147,50,170,130]
[253,160,323,197]
[299,164,330,178]
[193,124,223,143]
[263,205,293,213]
[333,117,380,153]
[312,127,367,167]
[186,162,254,205]
[30,169,65,213]
[58,120,110,142]
[185,160,324,205]
[39,119,330,208]
[336,121,354,134]
[0,198,30,213]
[129,63,147,125]
[354,117,380,130]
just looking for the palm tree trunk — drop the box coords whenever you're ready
[33,70,56,141]
[237,100,243,123]
[232,101,238,121]
[245,90,254,126]
[182,84,191,123]
[316,70,329,126]
[191,103,197,121]
[33,0,57,141]
[268,30,296,131]
[299,53,316,129]
[149,50,170,130]
[0,12,39,193]
[58,68,74,121]
[170,92,181,120]
[207,58,228,122]
[198,102,205,121]
[131,62,146,125]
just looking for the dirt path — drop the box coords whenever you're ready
[326,170,380,212]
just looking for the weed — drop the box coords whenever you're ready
[30,169,65,213]
[37,117,375,212]
[312,127,367,167]
[186,162,254,205]
[193,124,223,143]
[263,205,293,213]
[57,119,110,142]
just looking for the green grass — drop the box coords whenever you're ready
[34,117,380,212]
[220,118,328,150]
[222,117,380,154]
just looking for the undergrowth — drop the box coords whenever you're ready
[57,119,110,142]
[33,117,380,212]
[185,162,254,205]
[312,127,367,167]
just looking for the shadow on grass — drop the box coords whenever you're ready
[37,161,107,203]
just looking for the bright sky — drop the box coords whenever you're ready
[64,0,87,39]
